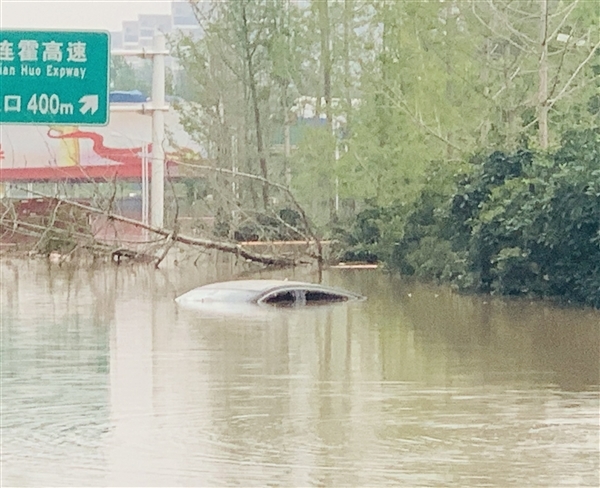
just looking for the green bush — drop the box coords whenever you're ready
[383,127,600,307]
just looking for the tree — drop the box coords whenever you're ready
[469,0,600,149]
[110,56,152,95]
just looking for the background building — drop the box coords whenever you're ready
[110,1,203,52]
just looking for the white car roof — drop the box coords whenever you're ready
[199,279,312,293]
[176,279,364,305]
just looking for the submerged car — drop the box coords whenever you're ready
[175,279,365,310]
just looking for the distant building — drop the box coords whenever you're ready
[138,14,173,48]
[172,0,203,38]
[109,1,206,88]
[122,21,140,49]
[112,1,203,52]
[110,31,124,50]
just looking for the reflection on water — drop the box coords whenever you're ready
[1,258,599,487]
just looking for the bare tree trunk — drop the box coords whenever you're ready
[343,0,353,124]
[480,37,492,145]
[282,0,292,187]
[538,0,550,149]
[241,1,270,209]
[317,0,332,129]
[316,0,335,220]
[283,82,292,186]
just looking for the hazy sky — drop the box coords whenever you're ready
[1,0,172,32]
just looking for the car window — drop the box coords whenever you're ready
[261,289,350,307]
[304,290,348,303]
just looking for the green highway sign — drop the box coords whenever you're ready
[0,30,109,125]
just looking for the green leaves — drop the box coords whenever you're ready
[384,127,600,307]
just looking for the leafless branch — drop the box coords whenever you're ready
[548,34,571,101]
[549,39,600,108]
[33,199,62,254]
[175,159,324,265]
[550,78,595,105]
[9,187,309,268]
[549,0,579,41]
[381,86,463,153]
[154,231,177,268]
[485,0,537,47]
[492,65,522,100]
[471,1,533,54]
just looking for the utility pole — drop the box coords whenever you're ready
[151,32,166,228]
[111,31,168,228]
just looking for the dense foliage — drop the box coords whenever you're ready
[342,128,599,307]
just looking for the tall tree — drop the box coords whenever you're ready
[237,0,270,209]
[469,0,600,149]
[316,0,332,127]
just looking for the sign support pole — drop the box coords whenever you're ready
[150,32,166,229]
[111,32,169,229]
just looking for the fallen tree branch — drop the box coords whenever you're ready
[33,199,62,254]
[175,160,324,268]
[154,230,177,269]
[0,218,136,259]
[8,189,308,268]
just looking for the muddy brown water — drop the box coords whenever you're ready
[1,257,598,487]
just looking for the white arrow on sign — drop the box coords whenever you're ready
[79,95,99,115]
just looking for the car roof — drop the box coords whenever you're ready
[175,279,365,311]
[182,279,360,298]
[198,279,326,293]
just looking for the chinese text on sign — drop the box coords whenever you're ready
[0,30,109,125]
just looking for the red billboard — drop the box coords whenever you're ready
[0,110,193,182]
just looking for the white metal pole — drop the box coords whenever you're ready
[333,119,340,213]
[151,32,166,228]
[141,144,148,225]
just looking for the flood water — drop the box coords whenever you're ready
[1,257,599,487]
